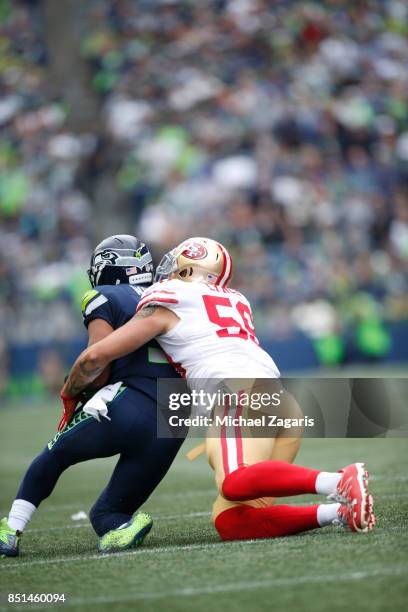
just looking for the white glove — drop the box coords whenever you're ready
[82,382,123,422]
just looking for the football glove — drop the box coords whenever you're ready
[58,391,80,432]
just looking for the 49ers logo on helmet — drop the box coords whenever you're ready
[181,242,207,260]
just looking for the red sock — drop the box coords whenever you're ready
[215,504,320,541]
[222,461,320,501]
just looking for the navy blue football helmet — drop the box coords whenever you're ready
[88,235,153,288]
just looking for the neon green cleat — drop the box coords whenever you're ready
[0,517,21,558]
[98,512,153,553]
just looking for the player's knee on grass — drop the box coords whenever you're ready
[214,505,255,541]
[215,502,320,541]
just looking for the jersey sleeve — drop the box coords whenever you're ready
[136,279,181,314]
[81,287,118,329]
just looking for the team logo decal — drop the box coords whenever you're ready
[94,250,119,267]
[181,242,207,260]
[134,244,146,259]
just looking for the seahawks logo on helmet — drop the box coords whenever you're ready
[88,235,153,288]
[93,250,119,266]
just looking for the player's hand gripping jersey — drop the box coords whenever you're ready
[136,279,280,381]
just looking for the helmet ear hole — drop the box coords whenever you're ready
[179,267,194,278]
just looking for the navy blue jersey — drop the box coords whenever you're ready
[81,284,179,397]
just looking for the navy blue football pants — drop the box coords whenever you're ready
[16,387,185,536]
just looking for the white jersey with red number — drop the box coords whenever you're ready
[136,279,279,381]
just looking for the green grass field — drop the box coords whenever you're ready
[1,402,407,612]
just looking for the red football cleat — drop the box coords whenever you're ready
[331,462,376,532]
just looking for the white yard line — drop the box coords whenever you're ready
[1,540,254,569]
[5,565,408,611]
[2,529,407,572]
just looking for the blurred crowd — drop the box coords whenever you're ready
[1,0,408,385]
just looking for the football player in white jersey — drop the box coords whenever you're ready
[62,237,376,541]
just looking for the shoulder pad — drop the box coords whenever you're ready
[81,289,108,316]
[136,279,180,312]
[81,289,99,315]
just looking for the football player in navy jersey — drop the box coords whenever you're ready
[0,235,185,557]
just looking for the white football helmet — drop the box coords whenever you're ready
[155,237,233,286]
